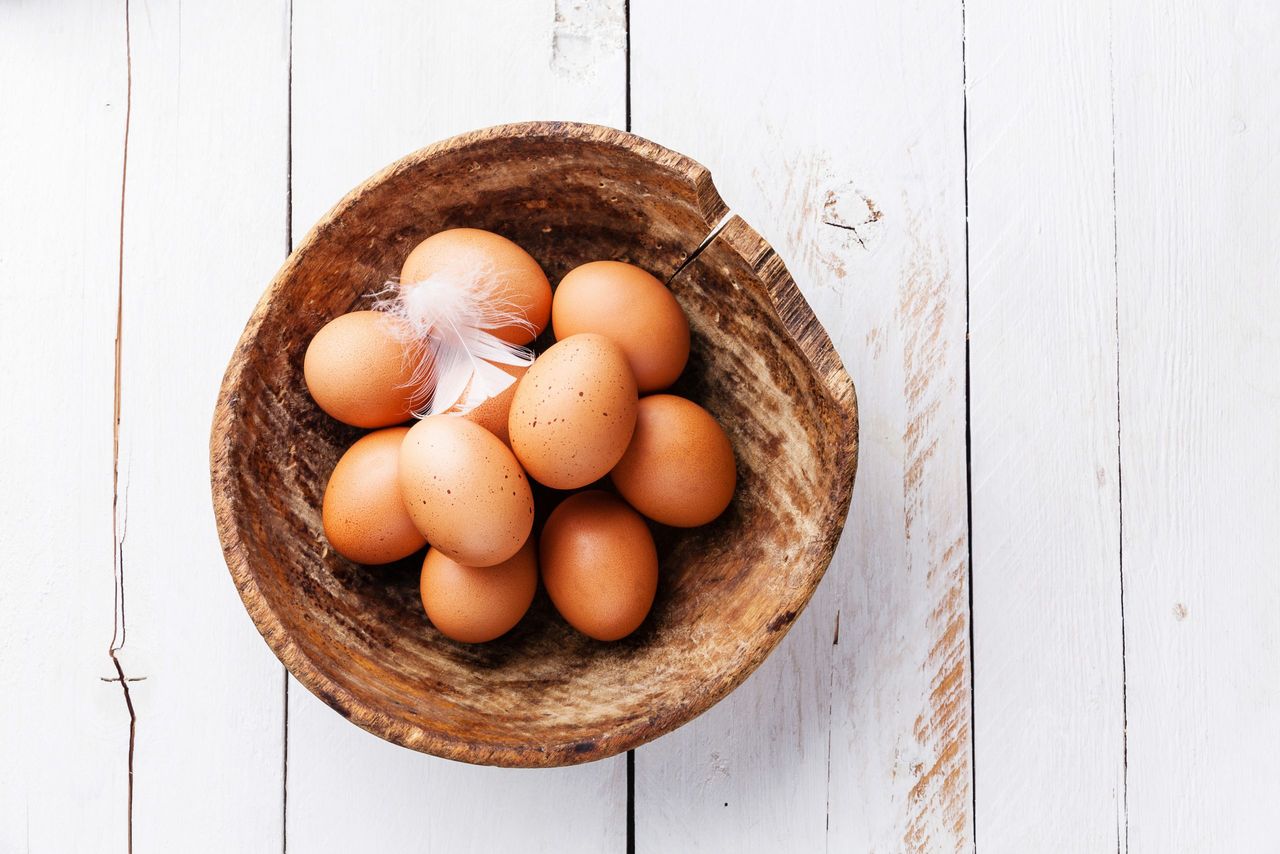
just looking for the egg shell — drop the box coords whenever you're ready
[399,416,534,567]
[539,490,658,641]
[322,427,426,564]
[303,310,419,428]
[610,395,737,527]
[400,228,551,345]
[420,539,538,643]
[552,260,690,392]
[508,333,638,490]
[456,362,526,447]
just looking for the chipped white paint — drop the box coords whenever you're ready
[4,0,1280,851]
[631,1,973,851]
[1115,1,1280,850]
[551,0,626,80]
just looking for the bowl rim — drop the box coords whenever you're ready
[210,121,859,767]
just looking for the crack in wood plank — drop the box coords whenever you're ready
[108,2,135,851]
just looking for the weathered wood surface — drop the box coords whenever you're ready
[966,1,1125,849]
[4,0,1280,851]
[632,1,973,851]
[1114,2,1280,850]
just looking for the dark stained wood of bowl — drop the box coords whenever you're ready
[210,121,858,767]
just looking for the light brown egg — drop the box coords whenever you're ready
[611,395,737,527]
[322,427,426,564]
[400,228,551,345]
[552,260,690,392]
[508,334,638,489]
[540,491,659,641]
[420,539,538,643]
[456,363,526,447]
[303,311,420,428]
[399,416,534,567]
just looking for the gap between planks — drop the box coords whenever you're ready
[1106,2,1130,848]
[959,0,978,849]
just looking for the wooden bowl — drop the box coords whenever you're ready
[211,122,858,767]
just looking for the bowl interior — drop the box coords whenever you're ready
[212,123,857,766]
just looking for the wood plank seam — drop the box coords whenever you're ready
[1107,7,1130,849]
[960,0,979,848]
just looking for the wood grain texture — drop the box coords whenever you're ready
[0,2,129,851]
[1114,1,1280,850]
[9,2,1280,850]
[966,2,1126,849]
[281,6,634,846]
[116,1,291,849]
[631,1,973,850]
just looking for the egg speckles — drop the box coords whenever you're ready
[508,333,638,489]
[399,416,534,567]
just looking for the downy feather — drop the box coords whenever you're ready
[373,262,534,418]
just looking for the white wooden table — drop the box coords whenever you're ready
[3,1,1278,851]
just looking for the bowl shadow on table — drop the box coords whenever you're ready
[212,122,857,768]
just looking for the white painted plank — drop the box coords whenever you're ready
[113,0,291,850]
[631,2,973,850]
[0,2,130,851]
[1114,2,1280,850]
[966,3,1126,850]
[286,2,627,850]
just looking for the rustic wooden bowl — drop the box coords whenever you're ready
[211,122,858,767]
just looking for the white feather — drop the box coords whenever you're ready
[372,261,535,418]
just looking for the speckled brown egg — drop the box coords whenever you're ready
[322,427,426,564]
[456,363,527,447]
[552,260,690,392]
[508,333,638,489]
[539,490,658,641]
[420,539,538,643]
[400,228,551,345]
[303,310,420,428]
[399,416,534,567]
[611,394,737,527]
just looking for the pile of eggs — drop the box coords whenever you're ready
[304,228,736,643]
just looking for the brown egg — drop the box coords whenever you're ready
[322,427,426,564]
[611,395,737,527]
[552,260,690,392]
[400,228,551,345]
[399,416,534,567]
[540,491,658,641]
[508,334,638,489]
[420,539,538,643]
[456,363,526,447]
[303,311,420,428]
